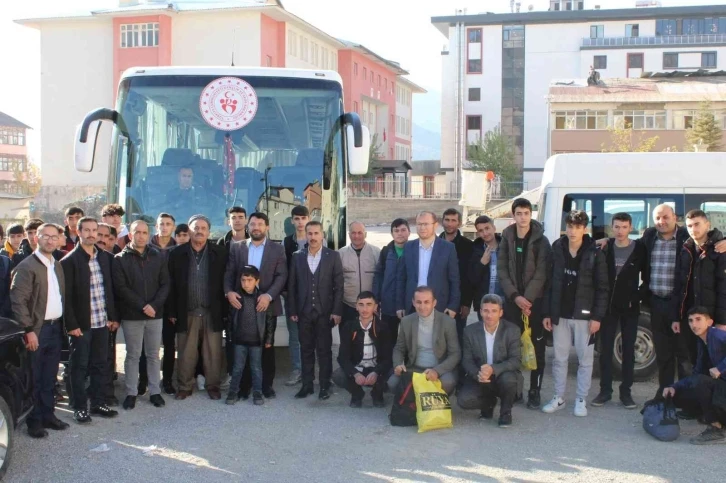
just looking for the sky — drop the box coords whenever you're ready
[1,0,723,161]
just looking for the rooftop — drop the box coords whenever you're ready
[374,160,412,172]
[0,111,31,129]
[432,5,726,37]
[337,39,409,75]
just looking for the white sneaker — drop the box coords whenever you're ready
[542,395,566,414]
[574,397,588,417]
[196,374,206,391]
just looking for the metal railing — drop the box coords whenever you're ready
[347,178,528,201]
[582,33,726,48]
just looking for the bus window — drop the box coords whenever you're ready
[686,194,726,232]
[561,195,592,236]
[603,199,645,238]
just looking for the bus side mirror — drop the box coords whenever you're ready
[74,121,102,173]
[347,124,370,175]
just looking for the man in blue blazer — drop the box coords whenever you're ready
[396,211,460,319]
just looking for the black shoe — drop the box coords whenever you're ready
[74,410,92,424]
[91,404,118,418]
[162,382,176,395]
[43,415,70,430]
[319,388,330,400]
[262,387,276,399]
[620,393,637,410]
[498,412,513,428]
[238,389,250,400]
[591,391,612,407]
[150,395,165,408]
[27,424,48,438]
[690,426,726,445]
[480,407,494,420]
[253,391,265,406]
[514,393,523,404]
[106,396,119,407]
[122,396,136,410]
[295,385,314,399]
[137,382,148,397]
[350,397,363,408]
[526,389,541,410]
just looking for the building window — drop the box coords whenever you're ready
[656,19,678,36]
[590,25,604,39]
[0,155,25,172]
[378,74,381,87]
[353,63,358,76]
[468,29,482,43]
[593,55,607,69]
[554,111,608,130]
[120,23,159,48]
[353,101,359,113]
[468,28,483,74]
[565,1,573,10]
[362,66,367,79]
[703,52,717,68]
[614,110,666,130]
[663,53,679,69]
[384,78,388,90]
[468,88,481,101]
[468,59,482,74]
[672,110,696,129]
[466,116,482,131]
[627,53,644,69]
[625,24,640,38]
[301,37,309,62]
[0,128,25,146]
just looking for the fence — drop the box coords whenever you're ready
[581,33,726,48]
[348,178,529,201]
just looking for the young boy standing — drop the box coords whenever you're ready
[227,266,273,405]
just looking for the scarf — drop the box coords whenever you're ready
[3,239,15,258]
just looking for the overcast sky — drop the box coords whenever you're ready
[1,0,722,159]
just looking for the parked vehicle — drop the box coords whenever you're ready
[0,317,34,479]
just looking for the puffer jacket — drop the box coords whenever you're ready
[497,219,552,303]
[679,229,726,325]
[112,244,170,321]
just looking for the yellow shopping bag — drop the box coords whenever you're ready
[521,314,537,371]
[412,372,453,433]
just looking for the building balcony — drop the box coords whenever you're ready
[581,34,726,49]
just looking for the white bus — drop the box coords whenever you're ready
[538,152,726,380]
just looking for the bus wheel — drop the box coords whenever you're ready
[612,311,658,382]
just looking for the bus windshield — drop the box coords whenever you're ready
[111,74,344,242]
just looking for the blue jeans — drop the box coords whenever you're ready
[286,315,301,372]
[230,344,262,396]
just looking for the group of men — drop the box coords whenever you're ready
[1,196,725,445]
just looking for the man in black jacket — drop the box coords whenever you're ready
[440,208,474,338]
[112,220,170,410]
[640,204,692,394]
[288,220,344,400]
[333,291,391,408]
[542,210,608,418]
[675,210,726,362]
[592,212,646,410]
[169,215,228,401]
[62,217,119,423]
[469,216,504,319]
[217,206,248,248]
[497,198,552,409]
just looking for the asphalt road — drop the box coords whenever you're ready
[6,226,721,482]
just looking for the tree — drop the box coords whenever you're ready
[466,124,520,183]
[12,159,42,196]
[685,102,723,152]
[601,123,659,152]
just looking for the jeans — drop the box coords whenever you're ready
[239,310,276,395]
[552,318,595,399]
[599,312,639,395]
[28,322,62,427]
[68,327,109,410]
[286,314,301,372]
[122,319,162,397]
[229,344,262,396]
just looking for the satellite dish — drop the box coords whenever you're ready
[528,4,534,11]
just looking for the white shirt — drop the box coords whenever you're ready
[35,249,63,320]
[484,323,499,366]
[247,237,266,270]
[307,248,322,274]
[356,320,377,371]
[417,239,435,287]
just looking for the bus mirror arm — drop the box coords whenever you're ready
[342,112,363,148]
[75,108,130,173]
[343,112,370,176]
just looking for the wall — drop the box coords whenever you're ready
[113,15,172,95]
[466,25,503,136]
[440,26,458,172]
[39,19,114,190]
[552,129,726,152]
[348,198,463,225]
[260,13,285,67]
[285,24,339,71]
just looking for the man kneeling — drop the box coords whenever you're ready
[333,292,391,408]
[663,307,726,445]
[458,294,521,427]
[388,286,461,395]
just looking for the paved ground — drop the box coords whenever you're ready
[6,226,721,482]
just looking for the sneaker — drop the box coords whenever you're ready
[90,404,118,418]
[226,394,237,405]
[196,374,206,391]
[526,389,541,410]
[620,393,637,410]
[122,395,136,410]
[574,397,588,417]
[285,370,302,386]
[542,395,566,414]
[591,391,612,407]
[73,410,92,424]
[253,391,265,406]
[690,426,726,445]
[150,394,166,408]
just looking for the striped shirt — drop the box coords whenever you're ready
[355,321,377,371]
[307,248,322,274]
[88,249,107,329]
[650,233,677,297]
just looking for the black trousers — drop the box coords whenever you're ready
[299,311,333,388]
[599,312,639,395]
[650,295,691,391]
[457,372,518,414]
[332,366,385,400]
[104,329,117,399]
[238,312,277,395]
[68,327,109,410]
[382,314,400,353]
[504,299,546,391]
[673,375,726,425]
[28,322,62,428]
[162,318,176,383]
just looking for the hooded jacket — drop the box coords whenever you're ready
[497,219,552,303]
[679,229,726,325]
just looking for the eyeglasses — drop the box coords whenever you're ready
[39,235,60,241]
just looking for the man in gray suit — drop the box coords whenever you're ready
[388,286,461,395]
[224,212,287,398]
[458,294,521,427]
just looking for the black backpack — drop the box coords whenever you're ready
[389,372,417,427]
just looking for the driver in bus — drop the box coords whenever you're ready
[166,166,205,209]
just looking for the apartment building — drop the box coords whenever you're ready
[0,111,30,195]
[433,3,726,189]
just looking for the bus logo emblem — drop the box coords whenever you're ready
[199,77,258,131]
